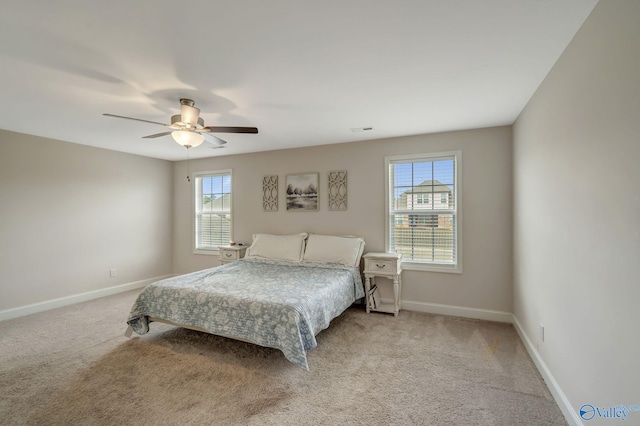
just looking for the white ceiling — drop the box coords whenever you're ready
[0,0,597,161]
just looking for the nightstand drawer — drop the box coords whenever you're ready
[365,258,398,275]
[221,250,240,261]
[219,246,247,264]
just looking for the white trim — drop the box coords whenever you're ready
[193,248,221,256]
[396,299,512,323]
[401,262,463,274]
[512,316,582,426]
[0,275,172,322]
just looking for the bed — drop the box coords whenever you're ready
[127,233,365,370]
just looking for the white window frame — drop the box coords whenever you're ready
[193,169,233,255]
[384,151,462,273]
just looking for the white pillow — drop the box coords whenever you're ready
[246,233,308,262]
[302,234,365,267]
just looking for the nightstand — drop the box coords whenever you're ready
[363,252,403,316]
[219,246,248,264]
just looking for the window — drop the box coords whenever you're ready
[194,170,232,253]
[385,151,461,273]
[416,193,430,204]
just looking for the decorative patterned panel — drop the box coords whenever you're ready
[263,175,278,212]
[328,171,347,211]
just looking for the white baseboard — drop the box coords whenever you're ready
[399,299,513,323]
[512,316,581,426]
[0,275,172,322]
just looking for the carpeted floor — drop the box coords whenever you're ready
[0,290,566,425]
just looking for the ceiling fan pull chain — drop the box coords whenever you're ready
[186,147,191,182]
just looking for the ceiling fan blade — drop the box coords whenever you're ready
[201,126,259,134]
[142,131,173,139]
[202,133,228,146]
[103,113,167,127]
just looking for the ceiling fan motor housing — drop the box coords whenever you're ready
[177,99,202,128]
[171,114,204,129]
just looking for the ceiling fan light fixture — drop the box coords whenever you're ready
[171,130,204,148]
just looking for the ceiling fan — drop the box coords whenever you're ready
[104,98,258,149]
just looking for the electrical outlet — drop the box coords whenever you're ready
[110,268,117,278]
[540,324,545,342]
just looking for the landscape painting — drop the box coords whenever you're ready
[286,173,319,211]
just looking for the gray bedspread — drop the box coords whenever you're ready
[127,258,364,370]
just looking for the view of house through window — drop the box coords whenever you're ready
[194,170,232,252]
[386,152,460,271]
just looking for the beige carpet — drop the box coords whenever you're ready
[0,290,566,425]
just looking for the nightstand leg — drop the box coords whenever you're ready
[393,276,399,316]
[398,274,402,313]
[364,275,371,313]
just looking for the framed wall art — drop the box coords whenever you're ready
[286,173,319,211]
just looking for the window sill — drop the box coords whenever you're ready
[193,248,221,256]
[401,262,462,274]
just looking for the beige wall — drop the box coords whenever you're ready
[513,0,640,420]
[174,126,513,313]
[0,130,173,310]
